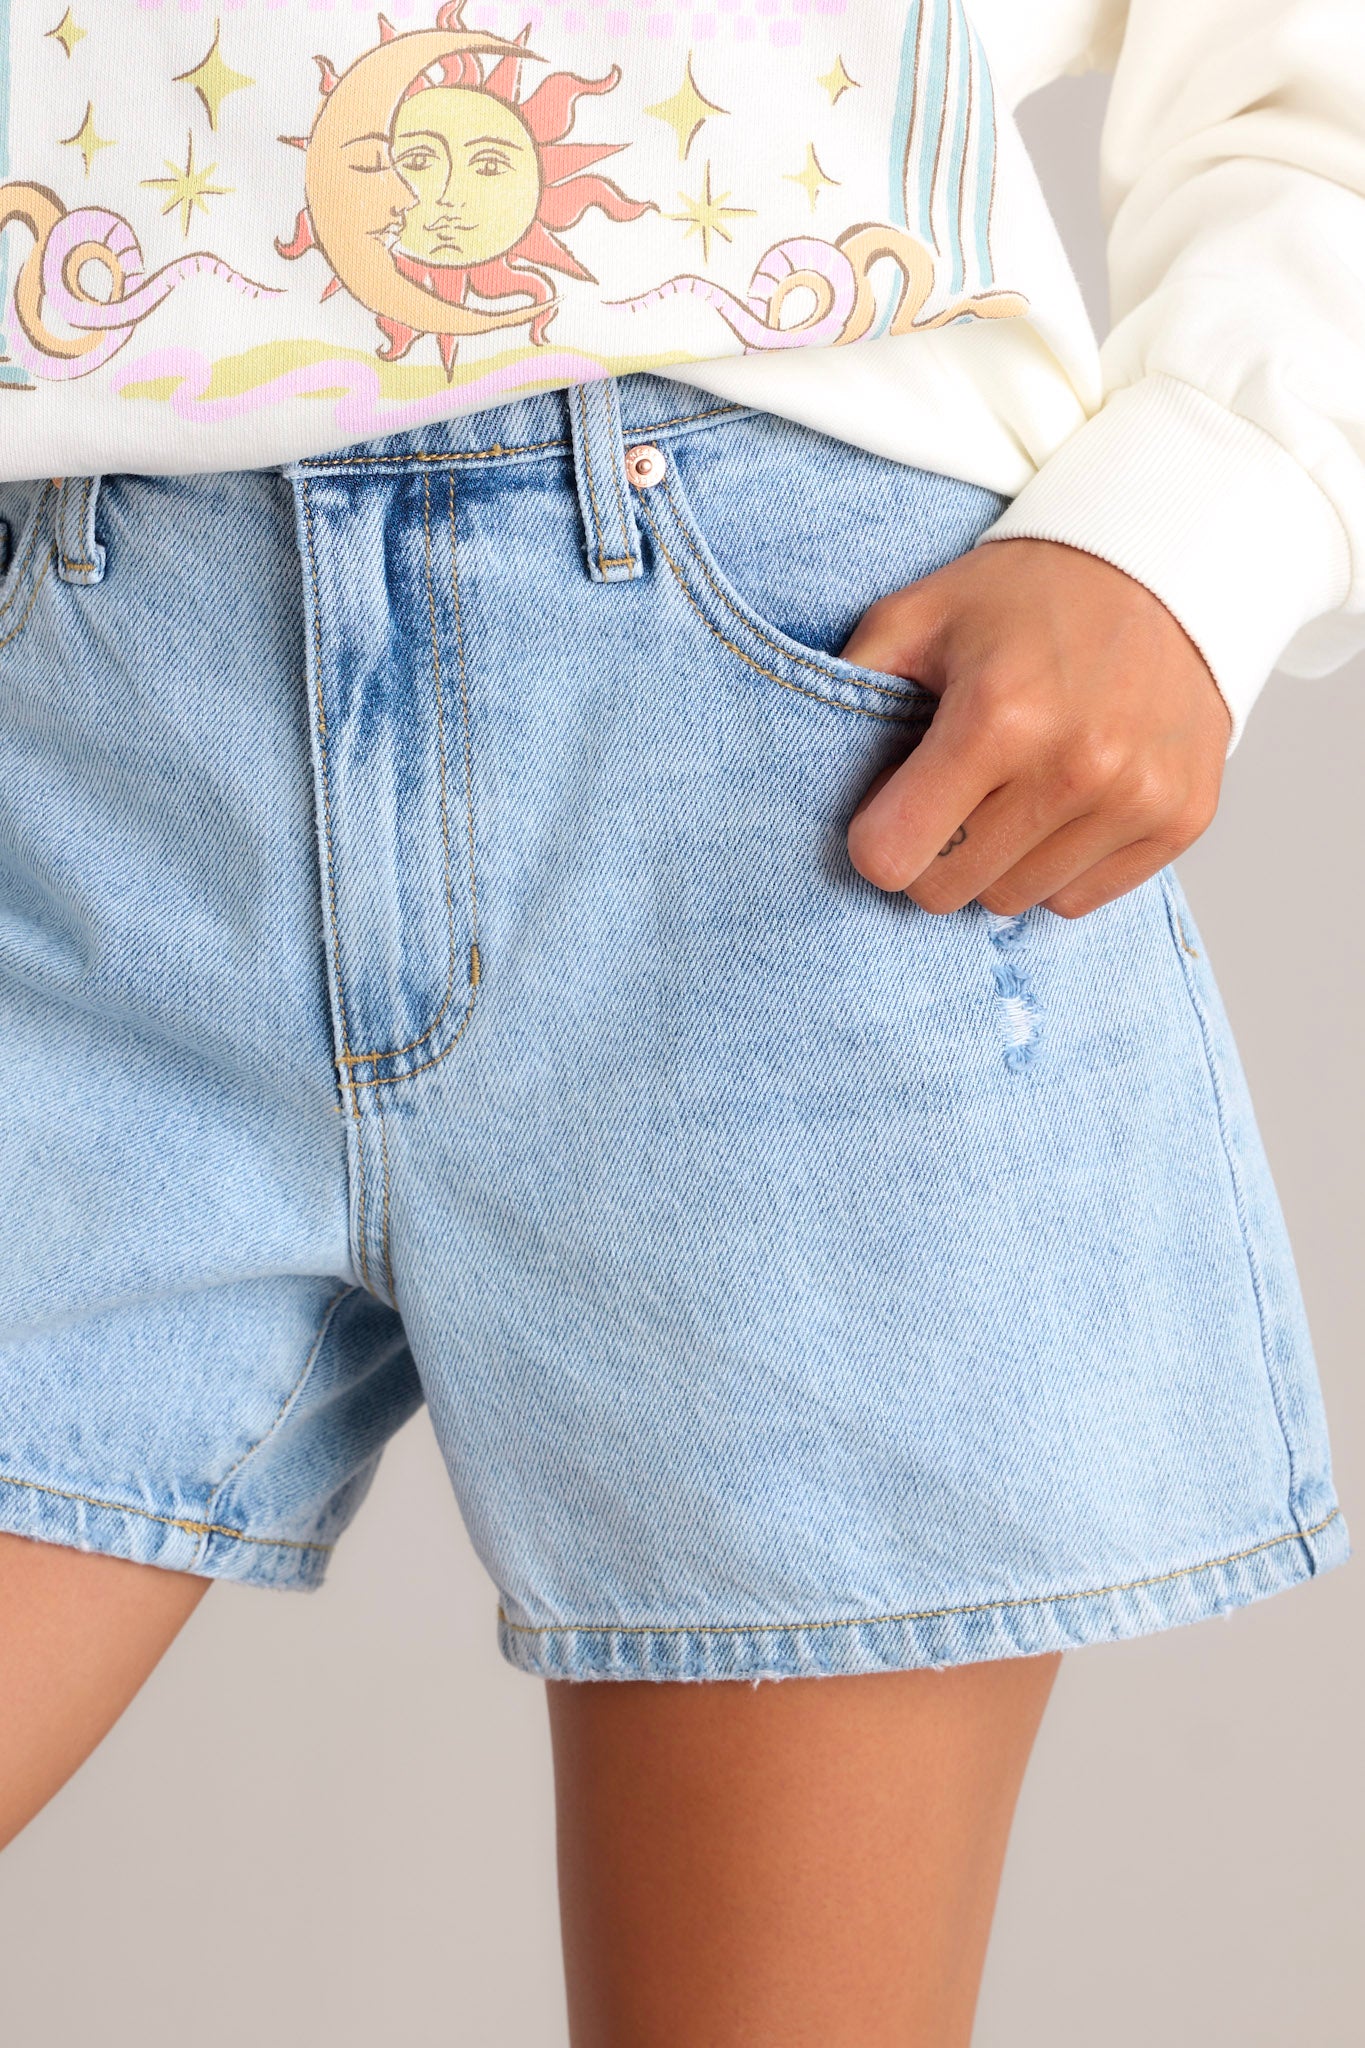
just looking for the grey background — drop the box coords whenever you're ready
[2,75,1360,2046]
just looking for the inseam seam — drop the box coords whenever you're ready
[193,1284,356,1567]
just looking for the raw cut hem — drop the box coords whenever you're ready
[496,1506,1350,1682]
[0,1467,332,1591]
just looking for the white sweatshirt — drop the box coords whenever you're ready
[0,1,1361,739]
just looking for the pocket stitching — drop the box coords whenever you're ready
[658,473,924,707]
[636,493,928,726]
[0,542,55,649]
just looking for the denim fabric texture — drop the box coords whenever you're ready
[0,373,1348,1680]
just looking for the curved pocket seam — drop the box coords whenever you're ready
[635,494,928,726]
[656,471,927,707]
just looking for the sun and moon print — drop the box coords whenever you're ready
[0,1,1026,437]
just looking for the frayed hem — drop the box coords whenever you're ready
[0,1467,332,1591]
[496,1505,1348,1682]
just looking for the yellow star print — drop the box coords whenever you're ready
[667,162,756,267]
[59,101,113,177]
[818,56,860,107]
[142,133,231,238]
[45,8,85,59]
[786,143,840,214]
[647,55,727,162]
[174,23,254,130]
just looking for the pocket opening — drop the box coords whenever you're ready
[638,463,936,727]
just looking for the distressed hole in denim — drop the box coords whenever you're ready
[983,909,1040,1071]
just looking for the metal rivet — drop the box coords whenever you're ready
[625,443,667,489]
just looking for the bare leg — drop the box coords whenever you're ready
[0,1533,208,1850]
[547,1653,1059,2048]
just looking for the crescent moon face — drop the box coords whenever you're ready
[304,28,544,338]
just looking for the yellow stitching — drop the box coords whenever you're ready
[577,383,609,575]
[295,403,742,474]
[379,1109,395,1302]
[354,1086,374,1291]
[0,1471,336,1554]
[338,467,459,1068]
[333,471,480,1080]
[635,499,926,726]
[498,1507,1344,1640]
[450,468,482,970]
[345,1015,476,1088]
[340,470,483,1096]
[320,475,481,1098]
[304,434,568,469]
[605,379,635,575]
[201,1286,355,1531]
[301,481,352,1053]
[635,401,745,434]
[0,482,56,622]
[0,543,55,648]
[59,475,96,574]
[301,481,373,1286]
[659,473,925,704]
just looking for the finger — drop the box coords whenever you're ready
[846,701,1006,894]
[848,759,900,825]
[975,812,1148,917]
[1041,839,1173,920]
[901,780,1113,915]
[840,590,944,692]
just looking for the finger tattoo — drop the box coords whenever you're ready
[938,825,968,857]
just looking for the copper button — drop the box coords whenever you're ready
[625,443,667,489]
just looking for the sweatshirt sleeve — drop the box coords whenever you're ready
[975,0,1365,746]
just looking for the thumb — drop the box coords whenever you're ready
[839,575,948,696]
[848,758,899,824]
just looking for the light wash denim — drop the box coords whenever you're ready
[0,374,1348,1680]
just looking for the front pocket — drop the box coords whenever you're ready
[635,460,936,727]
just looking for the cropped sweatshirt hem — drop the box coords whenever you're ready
[1,1,1364,736]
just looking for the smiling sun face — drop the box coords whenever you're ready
[392,88,541,269]
[277,5,655,376]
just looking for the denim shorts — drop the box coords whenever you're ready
[0,373,1348,1680]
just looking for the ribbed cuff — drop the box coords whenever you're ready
[974,374,1351,749]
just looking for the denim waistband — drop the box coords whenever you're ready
[288,372,755,589]
[289,372,750,474]
[42,373,755,598]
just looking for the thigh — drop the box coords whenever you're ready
[546,1655,1060,2048]
[0,1534,208,1850]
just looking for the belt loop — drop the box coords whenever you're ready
[568,378,642,584]
[55,475,106,586]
